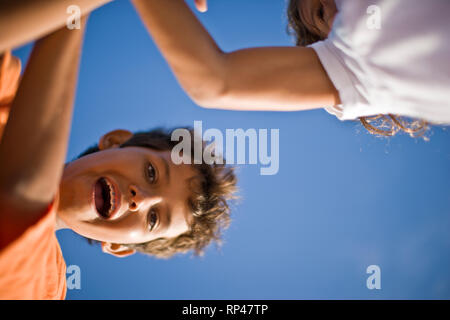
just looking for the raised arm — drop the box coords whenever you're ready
[0,0,110,52]
[0,20,86,247]
[132,0,339,111]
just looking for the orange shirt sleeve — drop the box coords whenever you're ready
[0,51,21,106]
[0,201,67,300]
[0,51,21,140]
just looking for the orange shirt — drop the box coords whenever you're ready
[0,202,67,299]
[0,51,67,300]
[0,51,20,140]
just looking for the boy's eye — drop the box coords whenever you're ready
[148,209,158,231]
[147,162,157,183]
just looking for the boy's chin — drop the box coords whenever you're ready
[57,201,98,230]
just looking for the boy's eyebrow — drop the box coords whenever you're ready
[165,204,172,230]
[160,156,171,183]
[156,155,191,232]
[163,204,193,235]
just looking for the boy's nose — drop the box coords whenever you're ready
[128,184,162,212]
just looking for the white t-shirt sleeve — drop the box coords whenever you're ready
[309,0,450,124]
[310,40,366,121]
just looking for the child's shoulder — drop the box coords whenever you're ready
[0,198,66,299]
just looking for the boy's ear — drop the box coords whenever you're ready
[101,242,136,258]
[98,129,133,150]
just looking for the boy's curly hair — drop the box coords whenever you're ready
[287,0,428,138]
[78,128,237,258]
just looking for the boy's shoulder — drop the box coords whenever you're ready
[0,199,67,300]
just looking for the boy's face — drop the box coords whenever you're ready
[57,131,197,251]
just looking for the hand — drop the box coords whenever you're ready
[194,0,208,12]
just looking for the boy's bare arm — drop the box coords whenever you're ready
[0,21,86,230]
[132,0,339,111]
[0,0,110,52]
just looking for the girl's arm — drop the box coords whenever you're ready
[0,19,86,244]
[0,0,110,52]
[132,0,340,111]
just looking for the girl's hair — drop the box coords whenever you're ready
[287,0,428,138]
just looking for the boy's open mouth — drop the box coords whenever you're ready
[94,177,119,219]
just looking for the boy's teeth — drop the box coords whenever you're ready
[110,196,115,214]
[106,179,116,215]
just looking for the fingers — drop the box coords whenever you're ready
[194,0,208,12]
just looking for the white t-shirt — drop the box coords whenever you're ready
[310,0,450,124]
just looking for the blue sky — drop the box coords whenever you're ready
[14,0,450,299]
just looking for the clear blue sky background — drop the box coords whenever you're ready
[14,0,450,299]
